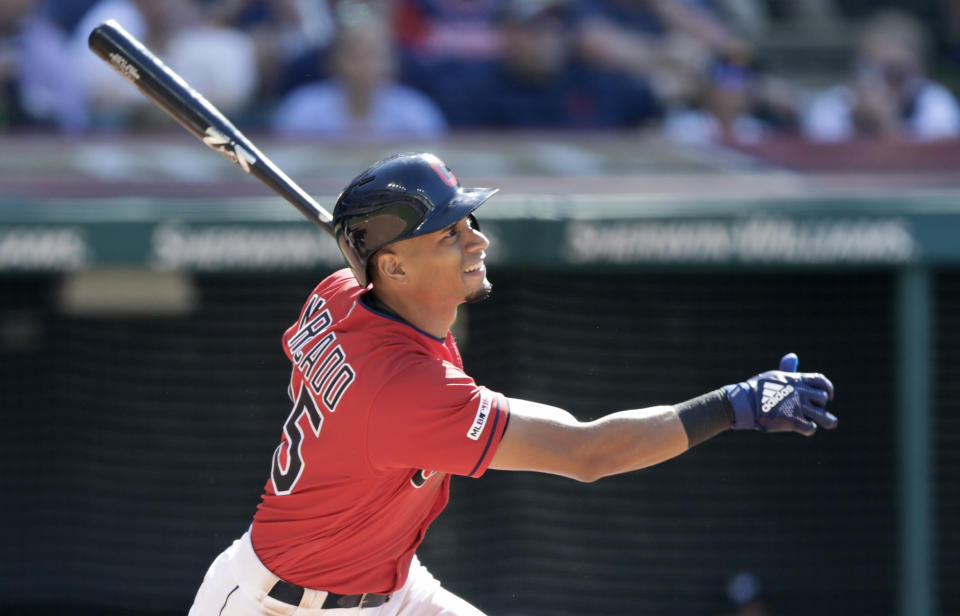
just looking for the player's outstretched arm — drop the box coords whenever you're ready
[489,399,689,482]
[488,353,837,483]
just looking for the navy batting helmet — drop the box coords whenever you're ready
[333,152,498,286]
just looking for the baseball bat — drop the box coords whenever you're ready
[87,19,335,236]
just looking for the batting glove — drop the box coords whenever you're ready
[723,353,838,436]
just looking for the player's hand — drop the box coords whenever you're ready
[722,353,838,436]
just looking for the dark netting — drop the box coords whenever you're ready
[0,273,327,612]
[1,269,896,615]
[936,269,960,616]
[437,269,896,616]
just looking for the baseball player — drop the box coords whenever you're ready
[188,152,838,615]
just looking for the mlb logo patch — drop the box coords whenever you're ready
[467,392,493,440]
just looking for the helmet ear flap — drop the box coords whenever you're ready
[364,252,379,287]
[337,232,370,286]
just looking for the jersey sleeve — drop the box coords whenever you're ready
[366,359,509,478]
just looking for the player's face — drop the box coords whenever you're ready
[395,215,491,307]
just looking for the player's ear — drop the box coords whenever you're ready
[377,250,406,283]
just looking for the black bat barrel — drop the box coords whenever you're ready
[88,20,334,232]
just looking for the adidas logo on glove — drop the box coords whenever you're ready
[760,381,795,413]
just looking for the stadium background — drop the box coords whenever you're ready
[1,133,958,616]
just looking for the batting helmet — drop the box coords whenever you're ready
[333,152,498,286]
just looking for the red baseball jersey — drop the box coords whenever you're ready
[251,269,509,594]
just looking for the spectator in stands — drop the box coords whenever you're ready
[204,0,338,105]
[394,0,502,64]
[270,1,448,140]
[802,9,960,142]
[70,0,258,130]
[573,0,752,110]
[664,56,767,144]
[0,0,85,131]
[663,54,800,145]
[433,0,660,129]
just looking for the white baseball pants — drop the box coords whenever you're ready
[188,531,486,616]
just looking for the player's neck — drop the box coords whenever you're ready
[367,288,455,340]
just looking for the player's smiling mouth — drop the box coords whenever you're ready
[463,261,485,274]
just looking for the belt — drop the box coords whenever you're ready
[268,578,391,609]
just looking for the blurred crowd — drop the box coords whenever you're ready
[3,0,960,145]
